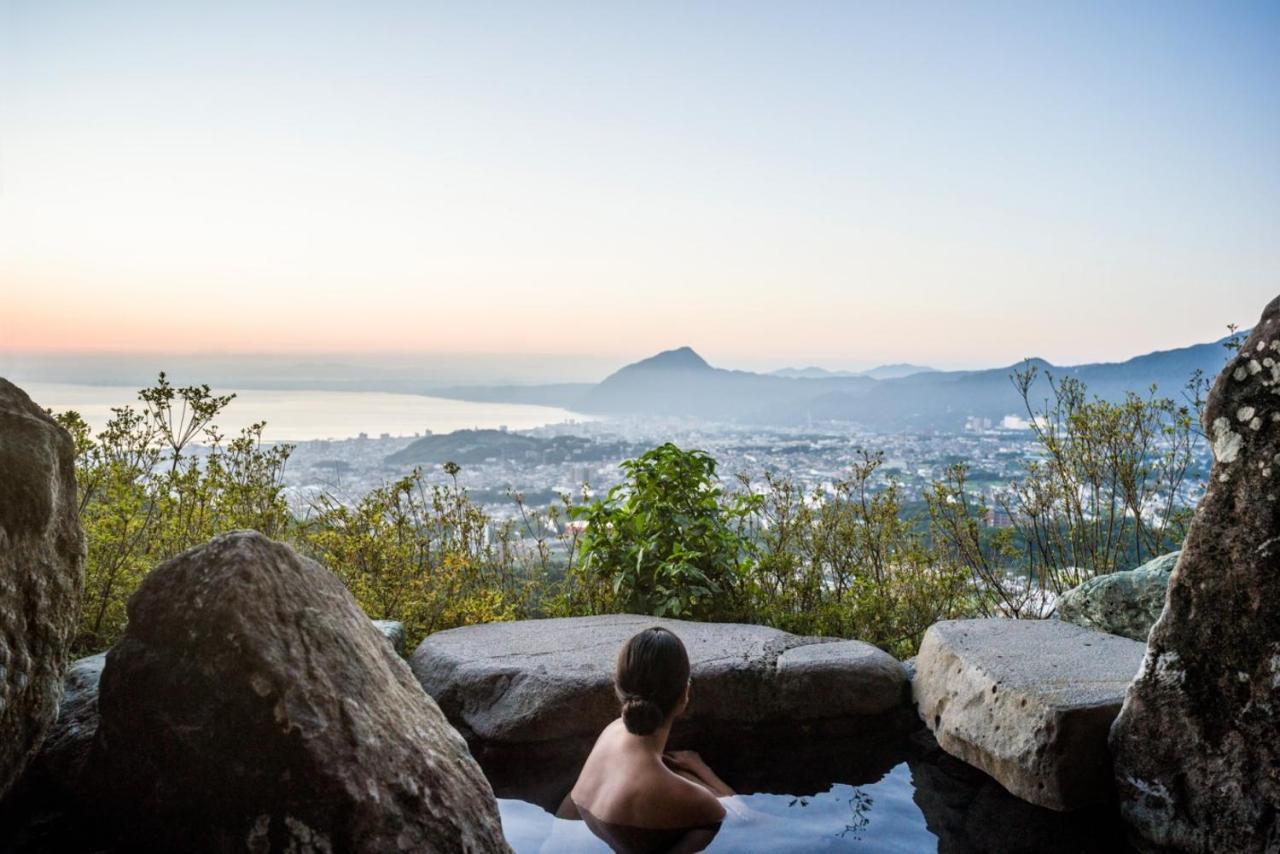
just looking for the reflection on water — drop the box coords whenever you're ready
[495,730,1136,854]
[499,764,935,853]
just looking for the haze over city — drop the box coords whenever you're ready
[3,1,1276,373]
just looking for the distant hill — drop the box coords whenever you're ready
[386,428,635,466]
[771,366,860,379]
[582,347,873,420]
[857,363,937,380]
[427,335,1240,431]
[771,363,935,380]
[817,337,1236,430]
[622,346,712,372]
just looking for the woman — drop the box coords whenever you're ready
[558,626,734,854]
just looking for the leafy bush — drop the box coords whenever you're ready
[927,362,1202,617]
[55,375,292,654]
[747,451,973,657]
[300,466,535,651]
[566,443,758,619]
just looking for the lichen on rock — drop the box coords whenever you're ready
[1057,551,1180,641]
[1110,296,1280,852]
[0,379,85,801]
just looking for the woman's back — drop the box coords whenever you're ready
[561,627,732,854]
[569,721,723,830]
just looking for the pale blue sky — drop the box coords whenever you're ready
[2,1,1276,370]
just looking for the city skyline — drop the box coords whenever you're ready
[2,2,1276,368]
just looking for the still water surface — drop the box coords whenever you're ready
[16,382,587,441]
[493,731,1135,854]
[500,762,935,853]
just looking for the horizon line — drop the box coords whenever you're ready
[0,325,1242,380]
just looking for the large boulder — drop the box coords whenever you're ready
[913,618,1145,811]
[1110,298,1280,852]
[411,614,909,755]
[87,531,509,853]
[0,379,85,800]
[31,620,409,800]
[1057,552,1179,641]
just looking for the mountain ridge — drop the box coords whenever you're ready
[431,332,1243,430]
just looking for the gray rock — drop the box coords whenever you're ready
[775,640,907,716]
[913,618,1145,811]
[27,652,104,795]
[906,730,1131,854]
[1057,552,1179,641]
[371,619,407,656]
[1111,297,1280,852]
[88,531,509,853]
[30,620,408,803]
[411,615,909,747]
[0,379,85,800]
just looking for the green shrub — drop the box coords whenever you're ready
[55,375,292,654]
[927,362,1202,617]
[747,451,973,658]
[54,360,1209,660]
[300,466,534,652]
[566,443,758,620]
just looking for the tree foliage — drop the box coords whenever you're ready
[54,358,1213,659]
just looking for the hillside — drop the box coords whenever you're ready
[386,429,635,466]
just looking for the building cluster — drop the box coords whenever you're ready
[276,416,1215,531]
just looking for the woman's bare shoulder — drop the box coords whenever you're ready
[662,776,727,826]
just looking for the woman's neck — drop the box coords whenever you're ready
[628,718,673,755]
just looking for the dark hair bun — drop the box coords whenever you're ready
[620,695,665,735]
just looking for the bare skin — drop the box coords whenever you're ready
[558,683,733,831]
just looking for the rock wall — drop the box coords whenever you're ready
[0,379,85,800]
[1110,296,1280,852]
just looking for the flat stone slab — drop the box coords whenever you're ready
[913,618,1145,811]
[411,615,908,746]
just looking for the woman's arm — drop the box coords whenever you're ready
[664,751,736,797]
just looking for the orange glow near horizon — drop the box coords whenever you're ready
[2,3,1276,372]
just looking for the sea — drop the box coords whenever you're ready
[16,382,587,442]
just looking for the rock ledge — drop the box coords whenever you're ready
[913,618,1144,811]
[412,615,909,748]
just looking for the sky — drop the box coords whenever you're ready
[1,1,1277,374]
